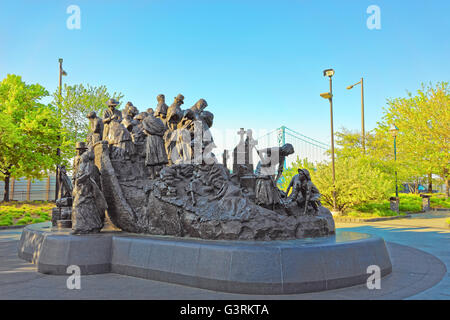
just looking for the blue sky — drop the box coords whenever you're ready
[0,0,449,150]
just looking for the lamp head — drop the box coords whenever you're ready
[323,69,335,77]
[389,123,399,137]
[347,85,354,90]
[59,58,63,63]
[320,92,333,99]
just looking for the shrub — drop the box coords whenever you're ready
[397,194,422,212]
[16,217,33,225]
[0,201,54,226]
[430,197,450,209]
[0,217,13,226]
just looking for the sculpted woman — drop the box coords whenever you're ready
[71,149,108,234]
[142,110,168,179]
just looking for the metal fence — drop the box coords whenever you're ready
[0,176,62,202]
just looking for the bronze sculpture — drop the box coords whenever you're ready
[102,98,134,159]
[72,141,88,185]
[71,149,107,234]
[154,94,168,125]
[233,128,257,174]
[121,101,139,131]
[174,99,212,164]
[65,95,333,239]
[142,111,168,179]
[86,111,104,146]
[102,99,122,139]
[57,165,72,200]
[132,112,148,147]
[166,94,184,130]
[164,94,185,164]
[299,169,321,214]
[254,143,294,208]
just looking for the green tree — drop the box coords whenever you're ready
[0,74,70,202]
[334,128,407,193]
[379,82,450,195]
[52,84,123,160]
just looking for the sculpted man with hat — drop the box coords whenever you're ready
[132,112,148,146]
[102,98,134,159]
[142,109,168,179]
[166,94,184,130]
[102,98,122,139]
[176,99,213,164]
[121,101,139,131]
[86,111,104,147]
[72,141,88,186]
[154,94,169,127]
[164,94,185,164]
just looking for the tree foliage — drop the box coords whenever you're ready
[330,82,449,195]
[0,74,70,201]
[52,84,123,160]
[376,82,449,193]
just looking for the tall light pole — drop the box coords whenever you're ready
[320,68,336,211]
[347,77,365,153]
[390,123,399,198]
[55,58,67,201]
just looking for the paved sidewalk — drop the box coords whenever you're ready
[0,210,448,300]
[336,210,450,299]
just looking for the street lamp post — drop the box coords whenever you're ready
[347,77,365,153]
[390,124,399,198]
[55,58,67,201]
[320,68,337,211]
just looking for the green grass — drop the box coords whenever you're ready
[429,193,450,209]
[397,194,422,213]
[347,200,406,218]
[344,193,448,218]
[0,201,55,227]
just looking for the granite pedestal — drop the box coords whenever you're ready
[18,222,392,294]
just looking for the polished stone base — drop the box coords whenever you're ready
[57,220,72,229]
[18,222,392,294]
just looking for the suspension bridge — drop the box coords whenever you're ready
[257,126,330,168]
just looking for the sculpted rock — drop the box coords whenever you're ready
[93,141,334,239]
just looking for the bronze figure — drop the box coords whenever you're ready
[71,149,107,234]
